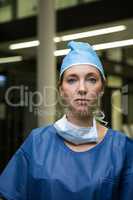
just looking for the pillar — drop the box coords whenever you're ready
[37,0,56,126]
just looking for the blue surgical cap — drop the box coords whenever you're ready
[60,41,105,80]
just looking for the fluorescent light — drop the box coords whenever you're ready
[54,49,70,56]
[9,25,126,50]
[0,56,23,64]
[54,38,133,56]
[54,37,61,43]
[55,25,126,42]
[93,39,133,50]
[8,38,133,57]
[10,40,40,50]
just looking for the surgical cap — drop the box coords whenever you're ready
[60,41,105,80]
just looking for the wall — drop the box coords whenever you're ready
[18,0,38,18]
[0,5,11,22]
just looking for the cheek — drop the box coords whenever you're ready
[60,87,77,106]
[60,85,76,97]
[87,85,103,99]
[60,87,71,103]
[94,81,103,91]
[62,90,75,102]
[93,86,102,95]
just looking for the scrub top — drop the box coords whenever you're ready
[0,125,133,200]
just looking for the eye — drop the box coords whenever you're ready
[67,78,77,84]
[87,77,97,83]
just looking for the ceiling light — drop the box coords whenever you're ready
[10,40,40,50]
[0,56,23,64]
[54,38,133,56]
[9,25,126,50]
[93,39,133,50]
[54,49,70,56]
[54,37,61,43]
[55,25,126,42]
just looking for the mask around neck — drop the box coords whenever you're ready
[54,115,98,145]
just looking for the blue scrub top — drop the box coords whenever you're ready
[0,125,133,200]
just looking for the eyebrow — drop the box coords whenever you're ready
[66,72,99,77]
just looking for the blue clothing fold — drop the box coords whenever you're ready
[0,125,133,200]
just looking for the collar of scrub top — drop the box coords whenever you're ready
[60,40,105,80]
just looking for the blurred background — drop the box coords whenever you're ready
[0,0,133,172]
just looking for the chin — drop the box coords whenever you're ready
[69,103,94,116]
[74,107,92,117]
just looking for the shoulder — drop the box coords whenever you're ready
[112,131,133,176]
[25,123,55,140]
[31,123,55,135]
[108,128,133,154]
[20,124,56,156]
[98,123,128,142]
[107,128,131,140]
[107,129,133,171]
[124,135,133,158]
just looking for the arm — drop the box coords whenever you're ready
[119,138,133,199]
[119,173,133,199]
[0,148,29,199]
[0,130,34,200]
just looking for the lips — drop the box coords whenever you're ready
[75,99,90,104]
[75,98,89,101]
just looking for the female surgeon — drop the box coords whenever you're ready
[0,41,133,200]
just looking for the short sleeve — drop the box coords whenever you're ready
[119,137,133,199]
[0,148,29,200]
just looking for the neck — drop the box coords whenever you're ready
[66,111,93,127]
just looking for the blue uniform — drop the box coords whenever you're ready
[0,125,133,200]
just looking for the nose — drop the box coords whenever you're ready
[78,80,87,95]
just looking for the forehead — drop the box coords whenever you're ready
[63,64,101,77]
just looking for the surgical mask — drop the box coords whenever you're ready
[54,115,98,145]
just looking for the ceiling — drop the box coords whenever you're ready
[0,18,133,63]
[0,0,133,70]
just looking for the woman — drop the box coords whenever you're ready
[0,41,133,200]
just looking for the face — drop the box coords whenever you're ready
[59,64,104,117]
